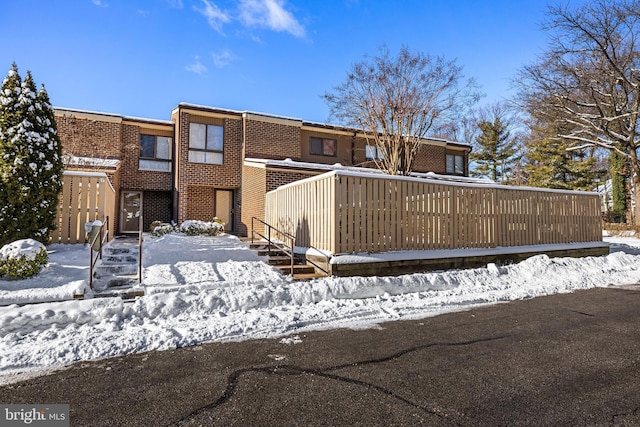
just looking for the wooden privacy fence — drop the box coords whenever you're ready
[50,171,116,244]
[265,170,603,255]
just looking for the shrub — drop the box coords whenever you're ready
[180,220,224,236]
[0,239,48,279]
[149,221,175,237]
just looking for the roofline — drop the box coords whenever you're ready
[54,106,173,126]
[57,103,470,148]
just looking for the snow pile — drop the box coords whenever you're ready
[0,244,89,305]
[0,239,45,261]
[1,234,640,383]
[180,220,224,236]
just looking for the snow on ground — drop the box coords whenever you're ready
[2,233,640,385]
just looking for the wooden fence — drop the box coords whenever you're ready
[265,171,603,255]
[50,171,116,244]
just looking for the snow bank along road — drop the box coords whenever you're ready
[2,234,640,382]
[1,286,639,426]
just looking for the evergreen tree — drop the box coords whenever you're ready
[0,64,63,246]
[470,116,519,183]
[523,121,596,191]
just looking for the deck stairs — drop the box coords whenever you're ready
[92,236,144,299]
[248,240,326,281]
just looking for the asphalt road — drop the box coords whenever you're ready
[2,286,640,426]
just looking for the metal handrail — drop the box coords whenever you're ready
[251,217,330,276]
[251,217,295,274]
[300,246,331,276]
[138,215,143,284]
[89,216,109,290]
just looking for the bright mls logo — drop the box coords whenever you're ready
[1,404,69,426]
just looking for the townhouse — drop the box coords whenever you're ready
[55,103,471,236]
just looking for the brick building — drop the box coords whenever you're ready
[55,103,471,236]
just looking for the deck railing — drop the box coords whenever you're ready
[265,171,603,255]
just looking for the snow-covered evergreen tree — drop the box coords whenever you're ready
[0,63,63,246]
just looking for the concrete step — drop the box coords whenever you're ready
[102,254,138,264]
[267,255,304,266]
[103,246,139,256]
[292,272,327,281]
[93,274,139,291]
[276,264,316,275]
[94,287,145,300]
[257,249,288,257]
[94,263,138,277]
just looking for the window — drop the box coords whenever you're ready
[365,144,384,160]
[188,123,224,164]
[310,137,337,157]
[139,134,172,172]
[446,154,465,175]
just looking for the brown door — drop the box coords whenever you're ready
[214,189,233,232]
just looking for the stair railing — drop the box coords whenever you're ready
[89,216,110,290]
[251,217,295,274]
[138,215,143,284]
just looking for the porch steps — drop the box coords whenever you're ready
[248,241,326,280]
[92,236,144,299]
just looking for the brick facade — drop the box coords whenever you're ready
[174,109,243,227]
[55,104,470,237]
[56,114,122,159]
[120,124,173,192]
[414,144,447,174]
[239,165,266,236]
[244,116,301,160]
[143,191,172,231]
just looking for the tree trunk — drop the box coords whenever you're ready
[633,174,640,226]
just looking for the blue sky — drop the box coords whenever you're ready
[2,0,554,124]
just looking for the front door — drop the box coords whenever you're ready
[121,191,142,233]
[214,189,233,232]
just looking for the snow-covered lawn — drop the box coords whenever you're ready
[2,232,640,385]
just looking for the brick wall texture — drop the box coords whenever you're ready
[239,165,266,236]
[143,191,172,231]
[56,115,122,159]
[414,144,447,174]
[175,111,242,226]
[56,107,469,237]
[244,119,301,160]
[121,124,173,192]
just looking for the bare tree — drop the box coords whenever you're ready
[516,0,640,222]
[323,46,481,175]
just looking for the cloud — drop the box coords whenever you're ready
[186,56,208,75]
[211,49,237,68]
[92,0,108,7]
[194,0,231,34]
[238,0,305,38]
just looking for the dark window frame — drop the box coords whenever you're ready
[365,144,384,161]
[309,136,337,157]
[188,123,224,165]
[139,134,172,161]
[446,153,465,175]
